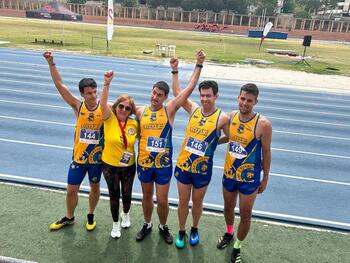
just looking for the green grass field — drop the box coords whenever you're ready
[1,183,349,263]
[1,17,350,75]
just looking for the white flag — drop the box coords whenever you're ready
[107,0,114,41]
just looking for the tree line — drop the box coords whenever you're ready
[68,0,341,18]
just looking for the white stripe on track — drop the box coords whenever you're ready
[269,116,350,127]
[0,138,71,150]
[270,172,350,186]
[1,114,349,141]
[0,99,69,109]
[0,115,74,126]
[0,173,349,229]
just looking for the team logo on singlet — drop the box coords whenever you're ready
[88,113,94,122]
[128,128,136,135]
[199,117,207,126]
[150,113,157,122]
[237,124,245,134]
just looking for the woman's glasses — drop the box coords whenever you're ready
[117,103,132,112]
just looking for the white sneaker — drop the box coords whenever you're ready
[110,222,121,238]
[121,212,131,228]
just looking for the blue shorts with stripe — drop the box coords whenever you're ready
[67,161,102,185]
[222,176,260,195]
[137,165,172,185]
[174,166,212,189]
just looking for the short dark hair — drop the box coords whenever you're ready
[240,83,259,98]
[79,78,97,93]
[198,80,218,95]
[153,81,169,95]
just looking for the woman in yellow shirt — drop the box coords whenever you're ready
[100,71,139,238]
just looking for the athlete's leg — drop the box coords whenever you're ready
[177,181,192,230]
[87,164,102,215]
[191,186,208,228]
[141,181,154,223]
[102,163,121,222]
[237,189,258,241]
[223,188,238,227]
[88,182,100,214]
[66,184,80,218]
[155,182,170,225]
[120,165,136,214]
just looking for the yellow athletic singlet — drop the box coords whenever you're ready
[102,114,139,167]
[73,102,103,164]
[223,112,262,182]
[176,107,221,174]
[137,106,172,168]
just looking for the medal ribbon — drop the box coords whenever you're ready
[117,118,128,149]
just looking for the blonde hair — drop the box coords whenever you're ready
[112,94,136,116]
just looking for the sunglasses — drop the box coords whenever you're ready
[117,103,132,112]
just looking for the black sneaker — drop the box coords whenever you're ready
[231,248,242,263]
[158,224,173,244]
[136,223,152,242]
[216,233,233,249]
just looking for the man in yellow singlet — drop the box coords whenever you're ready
[43,51,105,232]
[135,50,206,244]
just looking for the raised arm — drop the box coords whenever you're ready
[258,118,272,194]
[170,57,195,114]
[167,50,205,118]
[100,70,114,120]
[43,51,81,113]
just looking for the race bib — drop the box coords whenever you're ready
[146,137,166,152]
[119,151,133,166]
[228,142,247,159]
[79,129,100,144]
[185,137,208,157]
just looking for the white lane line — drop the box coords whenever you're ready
[0,115,74,126]
[272,147,350,159]
[2,114,349,141]
[270,172,350,186]
[269,116,350,127]
[0,87,58,96]
[0,99,69,109]
[0,173,349,229]
[1,137,350,185]
[0,138,71,150]
[273,130,350,141]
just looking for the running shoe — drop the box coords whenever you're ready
[189,227,199,246]
[136,223,152,241]
[49,216,74,231]
[111,221,121,239]
[86,214,96,231]
[231,248,242,263]
[217,233,234,249]
[158,224,173,244]
[121,212,131,228]
[175,230,186,249]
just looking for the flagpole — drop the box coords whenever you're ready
[106,0,114,51]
